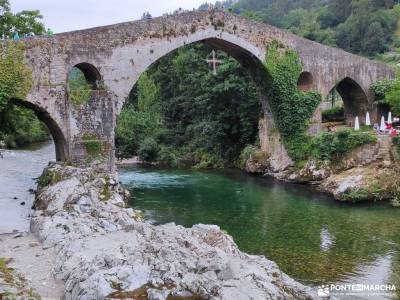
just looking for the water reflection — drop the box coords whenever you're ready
[120,166,400,297]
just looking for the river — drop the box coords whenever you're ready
[120,166,400,298]
[1,143,400,298]
[0,142,55,233]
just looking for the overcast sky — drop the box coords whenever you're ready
[10,0,210,33]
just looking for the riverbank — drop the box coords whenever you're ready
[0,232,64,298]
[0,162,314,299]
[246,135,400,205]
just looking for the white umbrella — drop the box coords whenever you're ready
[354,116,360,131]
[380,116,386,131]
[365,112,371,126]
[388,112,393,124]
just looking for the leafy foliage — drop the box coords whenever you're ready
[0,0,45,38]
[67,68,92,105]
[372,73,400,115]
[322,106,345,122]
[82,133,105,158]
[371,79,394,103]
[384,77,400,116]
[0,44,49,147]
[310,129,377,161]
[0,44,32,107]
[138,137,160,162]
[116,43,261,168]
[263,41,321,161]
[0,1,49,148]
[224,0,400,57]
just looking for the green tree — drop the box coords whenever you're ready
[385,76,400,115]
[0,0,45,37]
[137,72,161,115]
[0,1,48,148]
[116,43,261,167]
[363,22,386,55]
[225,0,400,57]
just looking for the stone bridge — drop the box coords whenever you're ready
[5,10,394,170]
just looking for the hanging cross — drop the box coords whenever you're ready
[206,50,222,75]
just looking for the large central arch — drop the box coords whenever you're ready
[104,30,271,114]
[115,36,277,166]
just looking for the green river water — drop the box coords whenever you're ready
[119,166,400,295]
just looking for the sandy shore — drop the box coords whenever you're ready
[0,233,64,298]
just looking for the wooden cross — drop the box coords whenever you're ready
[206,50,222,75]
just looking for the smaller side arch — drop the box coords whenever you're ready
[69,63,102,89]
[12,99,69,161]
[298,72,314,91]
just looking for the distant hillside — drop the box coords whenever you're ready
[201,0,400,62]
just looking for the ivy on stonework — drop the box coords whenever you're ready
[263,41,321,161]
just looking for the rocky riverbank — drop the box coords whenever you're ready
[1,162,314,299]
[246,135,400,205]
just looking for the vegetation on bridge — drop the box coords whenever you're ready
[0,44,48,148]
[0,0,48,148]
[263,41,321,162]
[263,42,376,164]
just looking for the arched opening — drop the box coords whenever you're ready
[336,77,369,125]
[322,87,345,124]
[0,98,66,233]
[115,40,266,168]
[67,63,101,104]
[11,99,68,161]
[70,63,101,89]
[297,72,314,91]
[322,77,368,127]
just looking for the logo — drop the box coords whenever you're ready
[318,285,330,297]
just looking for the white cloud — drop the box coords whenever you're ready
[10,0,210,33]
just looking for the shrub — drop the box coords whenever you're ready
[82,134,104,158]
[322,106,345,122]
[68,67,93,105]
[238,144,258,167]
[138,137,159,162]
[371,79,394,104]
[393,136,400,156]
[310,129,377,161]
[193,152,225,169]
[69,89,92,105]
[158,146,181,167]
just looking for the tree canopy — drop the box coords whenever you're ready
[0,1,48,148]
[214,0,400,58]
[116,44,261,168]
[0,0,45,37]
